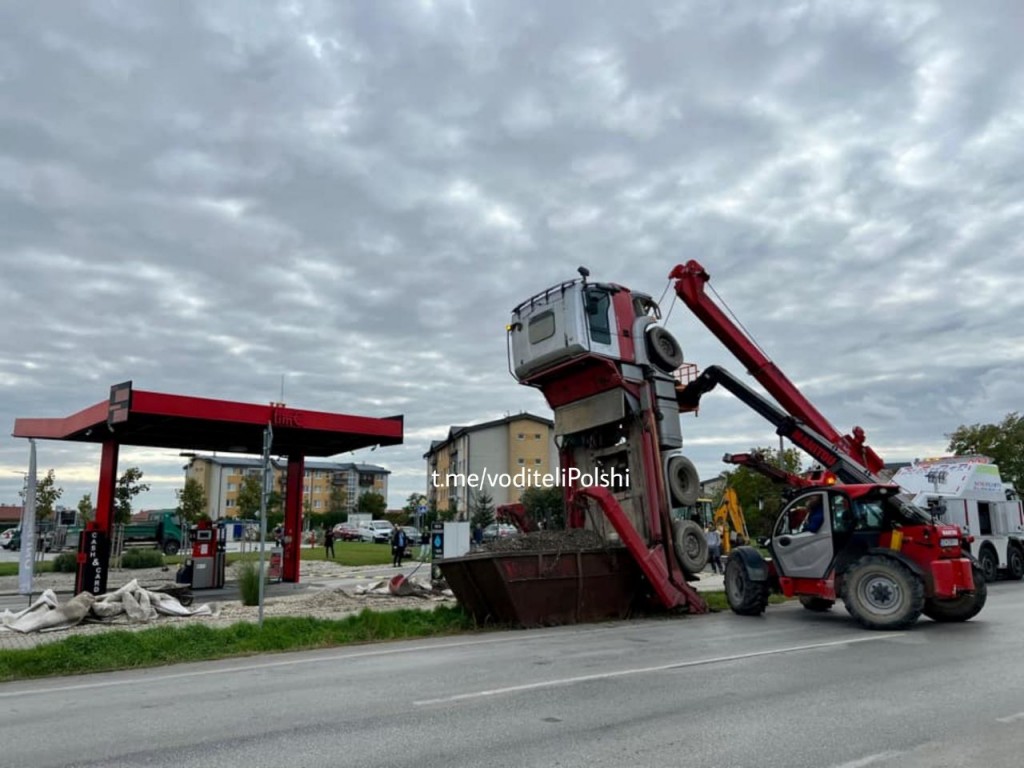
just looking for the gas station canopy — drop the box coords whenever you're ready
[12,382,404,456]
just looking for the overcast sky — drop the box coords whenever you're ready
[2,0,1022,513]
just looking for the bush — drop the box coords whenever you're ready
[53,552,78,573]
[237,560,261,606]
[120,549,165,569]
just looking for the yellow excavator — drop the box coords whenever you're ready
[713,488,749,554]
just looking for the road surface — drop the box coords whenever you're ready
[2,584,1023,767]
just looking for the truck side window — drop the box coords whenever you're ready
[584,287,612,344]
[528,310,556,343]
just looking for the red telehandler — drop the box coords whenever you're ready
[670,261,986,629]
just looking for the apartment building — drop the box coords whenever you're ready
[184,455,389,519]
[423,413,557,516]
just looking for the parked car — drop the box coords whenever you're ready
[358,520,395,544]
[482,523,518,542]
[332,522,361,541]
[0,527,17,549]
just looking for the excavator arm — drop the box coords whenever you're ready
[712,487,750,554]
[670,260,885,475]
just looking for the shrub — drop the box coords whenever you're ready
[120,548,165,569]
[237,560,261,606]
[53,552,78,573]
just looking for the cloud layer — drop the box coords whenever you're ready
[2,0,1022,509]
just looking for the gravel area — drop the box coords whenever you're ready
[478,529,608,552]
[0,560,453,650]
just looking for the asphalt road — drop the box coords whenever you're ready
[2,584,1023,768]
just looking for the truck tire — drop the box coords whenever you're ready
[725,554,770,616]
[922,566,987,622]
[672,519,708,576]
[977,547,998,583]
[645,326,684,372]
[1006,545,1024,581]
[841,555,924,630]
[799,596,834,613]
[163,539,181,556]
[667,455,700,507]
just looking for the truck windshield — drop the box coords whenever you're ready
[855,491,931,529]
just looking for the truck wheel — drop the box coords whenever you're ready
[724,555,770,616]
[923,565,987,622]
[667,455,700,507]
[673,519,708,576]
[841,555,924,630]
[799,596,834,613]
[1007,546,1024,581]
[163,539,180,556]
[646,326,684,372]
[977,547,998,583]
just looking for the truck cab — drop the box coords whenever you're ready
[892,457,1024,582]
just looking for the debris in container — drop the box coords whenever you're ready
[477,529,607,553]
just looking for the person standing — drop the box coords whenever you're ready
[324,525,335,559]
[391,526,407,567]
[705,524,723,574]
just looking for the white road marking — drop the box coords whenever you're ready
[828,751,904,768]
[413,633,904,706]
[0,631,576,699]
[996,711,1024,723]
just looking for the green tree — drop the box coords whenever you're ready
[77,493,94,524]
[403,492,428,514]
[520,486,564,529]
[357,491,387,517]
[114,467,150,524]
[328,485,348,516]
[236,474,263,520]
[29,469,64,522]
[175,477,206,524]
[723,447,803,537]
[947,412,1024,492]
[470,490,496,530]
[265,490,284,530]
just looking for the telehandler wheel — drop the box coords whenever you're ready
[724,555,770,616]
[163,539,181,556]
[799,596,834,613]
[1005,546,1024,582]
[841,555,924,630]
[673,519,708,576]
[922,566,987,623]
[645,326,684,372]
[977,547,998,583]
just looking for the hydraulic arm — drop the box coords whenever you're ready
[670,260,885,475]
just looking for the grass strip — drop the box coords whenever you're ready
[0,606,475,682]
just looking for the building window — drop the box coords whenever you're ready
[534,458,542,465]
[518,458,526,465]
[359,473,375,487]
[225,499,235,508]
[314,500,322,509]
[227,483,236,491]
[517,433,525,440]
[534,433,541,439]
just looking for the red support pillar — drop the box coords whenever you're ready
[94,440,119,535]
[77,440,118,595]
[283,454,305,583]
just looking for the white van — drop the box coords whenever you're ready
[357,520,394,544]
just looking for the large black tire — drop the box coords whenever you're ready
[667,455,700,507]
[724,555,770,616]
[163,539,181,556]
[799,596,835,613]
[673,519,708,576]
[841,555,924,630]
[977,547,998,583]
[1006,545,1024,581]
[923,566,987,622]
[646,326,684,372]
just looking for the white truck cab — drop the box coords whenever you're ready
[893,456,1024,582]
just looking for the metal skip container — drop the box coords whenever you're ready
[437,546,643,627]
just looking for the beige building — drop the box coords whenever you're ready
[423,413,557,517]
[184,455,389,519]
